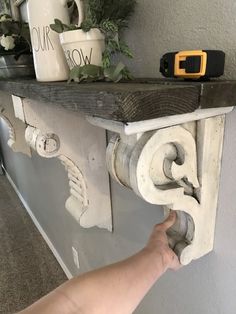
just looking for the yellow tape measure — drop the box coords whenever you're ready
[160,50,225,79]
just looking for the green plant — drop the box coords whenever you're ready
[50,0,136,83]
[0,14,31,57]
[69,62,131,83]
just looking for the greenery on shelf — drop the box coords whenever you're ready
[0,14,31,58]
[50,0,136,83]
[69,62,129,83]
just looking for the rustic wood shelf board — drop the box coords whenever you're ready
[0,79,235,122]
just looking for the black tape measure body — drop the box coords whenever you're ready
[160,50,225,79]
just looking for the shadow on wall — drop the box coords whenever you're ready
[124,0,236,79]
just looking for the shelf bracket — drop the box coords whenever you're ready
[24,125,96,229]
[90,110,231,264]
[10,95,112,232]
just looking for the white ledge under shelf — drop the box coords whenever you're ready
[87,106,234,135]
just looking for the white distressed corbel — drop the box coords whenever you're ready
[25,125,89,226]
[24,125,112,231]
[9,95,112,232]
[89,108,233,264]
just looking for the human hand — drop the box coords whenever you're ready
[145,212,181,271]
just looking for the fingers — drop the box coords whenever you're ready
[160,211,177,231]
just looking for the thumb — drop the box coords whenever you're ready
[161,211,177,231]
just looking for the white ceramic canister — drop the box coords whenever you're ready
[60,28,105,69]
[27,0,71,82]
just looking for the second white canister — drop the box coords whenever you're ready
[60,28,105,70]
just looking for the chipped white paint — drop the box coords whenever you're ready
[12,95,26,123]
[0,92,31,156]
[106,116,226,265]
[21,98,112,232]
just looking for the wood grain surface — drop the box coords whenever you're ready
[0,79,235,122]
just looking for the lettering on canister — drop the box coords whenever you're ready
[31,26,54,52]
[64,48,93,69]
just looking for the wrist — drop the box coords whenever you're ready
[142,246,170,274]
[143,244,176,272]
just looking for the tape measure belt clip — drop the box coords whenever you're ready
[179,56,201,73]
[160,50,225,79]
[175,51,207,78]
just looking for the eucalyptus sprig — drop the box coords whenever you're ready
[50,18,78,34]
[69,62,132,83]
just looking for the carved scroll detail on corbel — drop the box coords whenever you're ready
[0,106,16,149]
[130,125,200,205]
[0,102,31,157]
[25,126,60,158]
[107,116,225,264]
[107,126,199,206]
[59,155,89,225]
[25,125,111,231]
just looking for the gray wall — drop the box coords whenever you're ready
[125,0,236,79]
[1,1,236,313]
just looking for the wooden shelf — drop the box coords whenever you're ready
[0,79,235,122]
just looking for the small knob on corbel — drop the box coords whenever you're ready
[166,210,195,261]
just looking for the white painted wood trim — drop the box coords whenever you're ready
[4,169,73,280]
[0,93,31,156]
[87,107,234,135]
